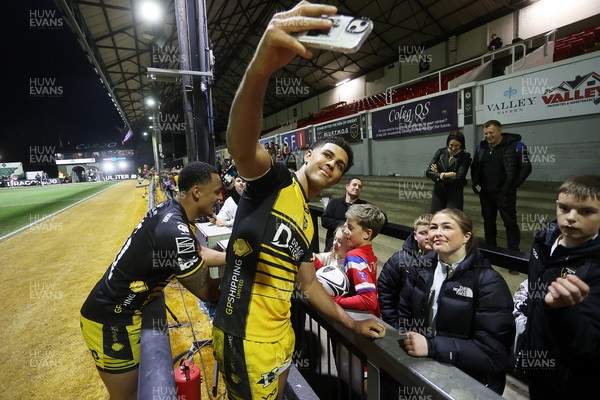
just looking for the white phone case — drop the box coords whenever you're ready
[294,15,373,54]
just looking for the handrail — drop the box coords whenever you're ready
[296,304,504,399]
[386,34,563,104]
[481,43,527,73]
[543,29,557,57]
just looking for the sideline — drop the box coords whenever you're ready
[0,182,122,242]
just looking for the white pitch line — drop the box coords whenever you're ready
[0,183,120,242]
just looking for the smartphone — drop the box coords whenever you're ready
[221,165,238,187]
[294,15,373,54]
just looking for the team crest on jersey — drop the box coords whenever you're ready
[357,271,368,282]
[257,367,278,388]
[129,281,148,293]
[111,343,124,352]
[233,238,253,257]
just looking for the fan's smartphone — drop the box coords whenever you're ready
[221,164,238,187]
[294,15,373,54]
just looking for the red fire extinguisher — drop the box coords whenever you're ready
[175,359,201,400]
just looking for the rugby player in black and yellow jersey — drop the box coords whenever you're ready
[80,161,226,399]
[212,3,386,399]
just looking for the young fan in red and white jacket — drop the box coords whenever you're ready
[334,204,386,317]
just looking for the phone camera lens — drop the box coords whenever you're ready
[349,25,356,31]
[360,21,366,26]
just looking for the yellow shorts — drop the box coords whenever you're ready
[79,314,141,373]
[212,326,294,400]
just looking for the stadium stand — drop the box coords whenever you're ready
[553,24,600,61]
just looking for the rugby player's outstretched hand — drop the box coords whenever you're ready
[249,1,337,79]
[354,319,386,340]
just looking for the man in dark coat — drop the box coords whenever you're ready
[488,34,503,51]
[471,119,532,250]
[321,177,368,251]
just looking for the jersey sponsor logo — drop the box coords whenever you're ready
[271,224,293,248]
[177,223,189,234]
[176,236,195,254]
[162,212,174,223]
[129,281,148,293]
[123,293,136,307]
[225,259,244,315]
[178,255,199,271]
[232,238,253,257]
[271,223,305,261]
[114,304,123,313]
[452,285,473,298]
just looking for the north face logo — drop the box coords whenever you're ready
[453,286,473,298]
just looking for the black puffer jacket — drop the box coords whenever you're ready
[398,249,515,394]
[517,224,600,399]
[471,132,532,193]
[426,148,472,189]
[378,234,432,329]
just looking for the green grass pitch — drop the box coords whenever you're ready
[0,181,119,238]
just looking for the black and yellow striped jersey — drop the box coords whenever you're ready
[214,163,314,342]
[81,199,203,325]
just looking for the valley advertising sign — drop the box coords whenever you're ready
[480,57,600,124]
[371,93,458,139]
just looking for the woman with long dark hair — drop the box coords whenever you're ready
[426,131,472,212]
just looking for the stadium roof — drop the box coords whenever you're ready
[54,0,539,143]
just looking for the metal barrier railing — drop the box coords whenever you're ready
[292,303,504,399]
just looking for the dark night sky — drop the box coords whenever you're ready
[0,0,127,173]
